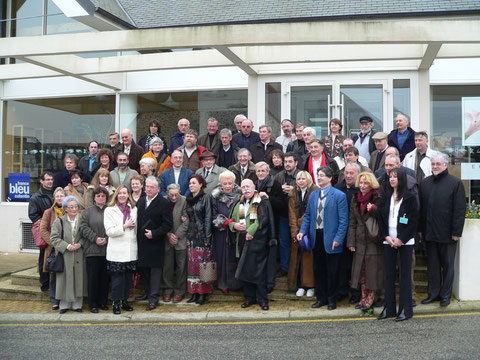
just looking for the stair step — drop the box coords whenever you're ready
[11,267,40,287]
[0,279,49,301]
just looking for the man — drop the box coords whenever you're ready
[232,114,247,136]
[250,125,282,164]
[216,128,239,168]
[302,139,339,186]
[105,132,122,154]
[160,150,194,196]
[198,117,221,154]
[375,147,416,179]
[195,150,226,194]
[403,131,434,184]
[110,152,139,191]
[228,148,258,186]
[301,127,316,148]
[232,118,260,150]
[352,116,376,163]
[337,146,372,184]
[136,176,173,311]
[120,128,144,173]
[334,138,369,171]
[78,140,100,178]
[274,152,299,276]
[229,179,277,311]
[369,132,389,172]
[388,113,416,161]
[177,129,206,172]
[168,118,190,155]
[298,166,348,310]
[28,171,54,292]
[53,153,86,189]
[334,162,361,303]
[275,119,296,152]
[286,123,307,158]
[162,184,189,303]
[419,152,466,307]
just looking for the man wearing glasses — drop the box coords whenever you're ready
[232,119,260,150]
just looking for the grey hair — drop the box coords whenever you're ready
[145,176,160,188]
[302,127,316,137]
[139,157,156,168]
[177,118,190,126]
[238,148,252,159]
[385,154,401,164]
[345,162,361,173]
[281,119,293,126]
[396,113,410,124]
[259,125,272,133]
[431,151,449,165]
[207,117,218,125]
[149,136,164,148]
[64,153,79,165]
[220,128,232,137]
[255,161,270,172]
[166,183,181,192]
[218,169,236,183]
[62,195,80,210]
[234,114,247,123]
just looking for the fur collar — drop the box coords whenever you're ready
[211,184,242,204]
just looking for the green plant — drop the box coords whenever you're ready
[466,200,480,219]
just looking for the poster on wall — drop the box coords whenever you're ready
[462,97,480,146]
[8,173,30,201]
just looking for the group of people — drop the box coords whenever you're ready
[28,113,466,320]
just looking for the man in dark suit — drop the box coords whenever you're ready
[160,150,194,196]
[388,113,416,162]
[216,128,239,169]
[249,125,282,164]
[120,128,144,173]
[136,176,173,311]
[232,118,260,150]
[198,117,221,155]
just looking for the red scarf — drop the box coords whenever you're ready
[357,189,376,214]
[308,153,327,185]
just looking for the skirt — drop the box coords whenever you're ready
[187,246,212,294]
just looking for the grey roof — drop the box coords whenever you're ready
[113,0,480,29]
[91,0,136,27]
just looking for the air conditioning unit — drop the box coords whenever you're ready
[19,219,39,253]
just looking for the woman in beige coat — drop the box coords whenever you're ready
[50,196,84,313]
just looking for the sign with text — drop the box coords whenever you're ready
[8,173,30,200]
[461,163,480,180]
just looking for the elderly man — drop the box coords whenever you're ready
[378,154,418,198]
[337,146,371,184]
[302,139,339,186]
[78,141,100,178]
[195,150,226,194]
[162,184,189,303]
[286,123,307,158]
[388,113,416,161]
[228,148,258,186]
[375,147,416,179]
[250,125,282,164]
[198,117,221,154]
[110,152,139,191]
[230,179,277,311]
[352,116,376,163]
[276,119,296,152]
[53,153,88,189]
[160,150,194,196]
[216,128,239,168]
[120,128,144,173]
[106,132,122,154]
[298,166,349,310]
[419,152,466,307]
[232,118,260,150]
[136,176,173,311]
[403,131,434,184]
[334,138,369,171]
[178,129,206,172]
[232,114,247,136]
[169,118,190,155]
[369,132,389,172]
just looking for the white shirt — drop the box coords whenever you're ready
[173,167,181,184]
[312,156,322,185]
[146,194,158,208]
[124,144,131,155]
[384,195,414,245]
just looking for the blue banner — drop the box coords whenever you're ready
[8,173,30,200]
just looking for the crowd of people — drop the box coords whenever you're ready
[28,114,466,321]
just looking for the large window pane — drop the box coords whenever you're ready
[393,79,411,124]
[46,0,91,35]
[2,96,116,201]
[265,82,281,138]
[11,0,43,37]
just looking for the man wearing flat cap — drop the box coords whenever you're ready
[352,116,376,163]
[195,150,226,194]
[369,132,389,172]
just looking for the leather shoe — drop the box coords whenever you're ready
[196,294,207,306]
[146,303,157,311]
[74,308,82,312]
[440,298,450,307]
[59,309,68,314]
[421,296,439,305]
[100,305,108,311]
[395,309,410,322]
[328,303,336,310]
[241,301,256,308]
[112,301,121,315]
[187,294,199,303]
[90,307,98,314]
[121,300,134,311]
[135,294,148,301]
[260,303,269,311]
[312,300,326,308]
[173,295,184,303]
[377,307,395,320]
[163,294,172,303]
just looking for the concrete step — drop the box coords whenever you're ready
[0,279,49,301]
[10,267,39,287]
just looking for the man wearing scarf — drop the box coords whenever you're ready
[229,179,277,310]
[302,139,339,186]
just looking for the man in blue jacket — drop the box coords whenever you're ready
[387,113,416,162]
[297,166,348,310]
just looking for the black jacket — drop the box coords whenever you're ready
[419,169,466,243]
[78,155,100,179]
[256,175,286,218]
[334,180,359,208]
[120,140,144,173]
[388,127,416,162]
[301,152,340,186]
[379,191,419,244]
[28,187,54,223]
[198,131,221,154]
[286,139,307,158]
[249,139,282,164]
[138,134,168,156]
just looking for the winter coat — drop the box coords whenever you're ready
[249,139,282,164]
[104,205,138,262]
[78,204,108,257]
[39,204,63,272]
[65,182,88,211]
[28,187,53,223]
[388,127,416,161]
[186,191,212,245]
[120,140,144,173]
[198,131,221,154]
[286,139,307,159]
[138,133,168,154]
[195,164,227,194]
[352,130,377,155]
[141,150,171,176]
[257,175,286,218]
[228,161,258,186]
[168,131,185,155]
[402,146,434,179]
[232,131,260,150]
[78,155,100,179]
[164,195,189,251]
[301,152,340,186]
[110,168,139,192]
[83,185,116,209]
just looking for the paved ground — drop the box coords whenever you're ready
[0,252,37,277]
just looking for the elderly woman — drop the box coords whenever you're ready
[141,136,171,177]
[139,157,157,179]
[322,118,346,158]
[79,187,110,313]
[65,169,88,210]
[130,174,145,204]
[267,149,285,177]
[138,119,168,154]
[104,185,137,315]
[185,174,212,305]
[347,171,383,312]
[97,148,115,172]
[50,196,84,313]
[84,168,116,208]
[39,187,65,310]
[210,170,243,293]
[287,171,318,296]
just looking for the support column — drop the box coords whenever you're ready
[248,74,258,127]
[418,70,431,134]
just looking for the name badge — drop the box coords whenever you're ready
[399,216,408,224]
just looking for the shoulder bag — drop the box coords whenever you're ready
[45,218,65,273]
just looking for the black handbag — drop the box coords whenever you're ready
[45,219,65,273]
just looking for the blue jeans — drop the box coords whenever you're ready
[278,216,291,272]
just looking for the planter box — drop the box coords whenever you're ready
[453,219,480,300]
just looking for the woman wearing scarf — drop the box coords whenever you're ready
[104,185,137,314]
[347,172,384,312]
[138,120,168,155]
[185,174,212,305]
[141,136,171,177]
[64,169,88,211]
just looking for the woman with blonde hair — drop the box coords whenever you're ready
[84,168,115,208]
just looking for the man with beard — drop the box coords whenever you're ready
[352,116,376,163]
[110,152,139,191]
[177,129,206,172]
[275,119,296,152]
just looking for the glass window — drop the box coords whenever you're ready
[431,85,480,202]
[46,0,91,35]
[2,96,116,201]
[265,82,281,139]
[393,79,411,124]
[11,0,43,37]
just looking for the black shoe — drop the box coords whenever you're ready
[121,300,134,311]
[241,301,256,308]
[260,303,269,311]
[100,305,108,311]
[373,298,385,308]
[361,304,373,311]
[59,309,68,314]
[74,308,82,313]
[349,296,360,304]
[440,298,450,307]
[336,294,347,302]
[395,309,410,322]
[312,300,326,308]
[187,294,199,303]
[421,296,440,305]
[328,303,336,310]
[196,294,207,306]
[90,307,98,313]
[377,307,395,320]
[134,294,148,301]
[52,304,59,311]
[355,304,363,309]
[113,301,121,315]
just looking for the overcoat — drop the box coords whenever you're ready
[39,205,62,272]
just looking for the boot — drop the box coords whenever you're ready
[187,293,199,303]
[112,301,121,315]
[196,294,207,305]
[121,300,134,311]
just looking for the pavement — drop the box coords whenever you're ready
[1,251,480,324]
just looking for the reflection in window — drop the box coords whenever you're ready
[265,83,281,139]
[11,0,43,37]
[393,79,411,123]
[46,0,91,35]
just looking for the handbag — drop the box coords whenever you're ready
[365,216,381,244]
[45,218,65,273]
[199,248,217,283]
[32,218,48,249]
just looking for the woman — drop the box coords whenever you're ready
[104,185,137,314]
[210,170,243,293]
[130,174,145,204]
[97,148,115,172]
[50,196,84,314]
[185,174,212,305]
[139,157,157,179]
[347,171,383,312]
[79,187,110,313]
[287,171,317,297]
[64,169,88,210]
[378,167,418,322]
[141,137,171,176]
[138,120,168,154]
[84,168,116,208]
[322,118,346,158]
[267,149,284,177]
[39,187,65,310]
